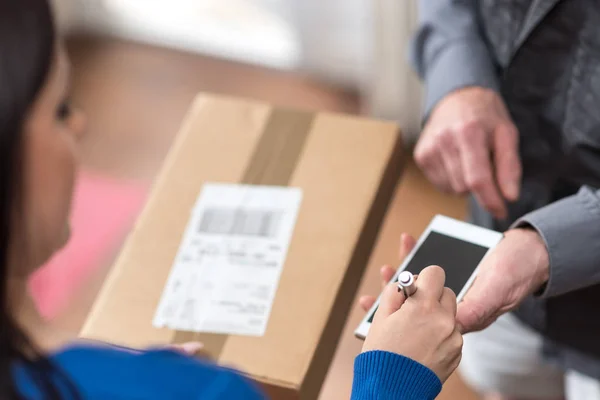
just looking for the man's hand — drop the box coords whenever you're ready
[360,229,550,335]
[414,87,521,219]
[456,228,550,333]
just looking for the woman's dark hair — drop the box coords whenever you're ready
[0,1,77,398]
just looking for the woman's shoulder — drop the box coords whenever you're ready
[18,342,265,400]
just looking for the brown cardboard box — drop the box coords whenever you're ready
[81,94,402,399]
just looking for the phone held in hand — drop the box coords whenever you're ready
[354,215,503,340]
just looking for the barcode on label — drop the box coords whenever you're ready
[198,208,282,238]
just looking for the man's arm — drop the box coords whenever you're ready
[410,0,501,117]
[514,187,600,298]
[408,0,521,220]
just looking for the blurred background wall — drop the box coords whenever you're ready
[50,0,422,140]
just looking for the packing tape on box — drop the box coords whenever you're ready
[172,108,314,358]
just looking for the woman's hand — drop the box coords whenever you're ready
[167,342,204,356]
[358,234,416,311]
[362,265,463,383]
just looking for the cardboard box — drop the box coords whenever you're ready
[81,94,402,399]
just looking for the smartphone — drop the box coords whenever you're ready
[354,215,503,340]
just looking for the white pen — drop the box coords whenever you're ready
[397,271,417,298]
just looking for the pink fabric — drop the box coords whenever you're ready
[29,170,147,319]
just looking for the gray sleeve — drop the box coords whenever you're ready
[512,187,600,298]
[409,0,501,118]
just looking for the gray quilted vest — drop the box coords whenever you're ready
[472,0,600,375]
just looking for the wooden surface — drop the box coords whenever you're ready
[68,35,360,181]
[61,35,479,399]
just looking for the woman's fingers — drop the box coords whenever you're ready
[374,282,407,321]
[380,265,396,289]
[359,295,376,312]
[415,265,446,301]
[168,342,204,356]
[398,234,417,260]
[440,287,458,316]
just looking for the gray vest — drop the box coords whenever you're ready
[472,0,600,376]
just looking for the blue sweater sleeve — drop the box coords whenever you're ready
[351,351,442,400]
[15,345,266,400]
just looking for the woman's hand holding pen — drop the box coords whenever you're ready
[360,235,463,383]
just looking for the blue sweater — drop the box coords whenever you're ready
[14,345,441,399]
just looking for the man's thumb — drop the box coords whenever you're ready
[456,294,493,334]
